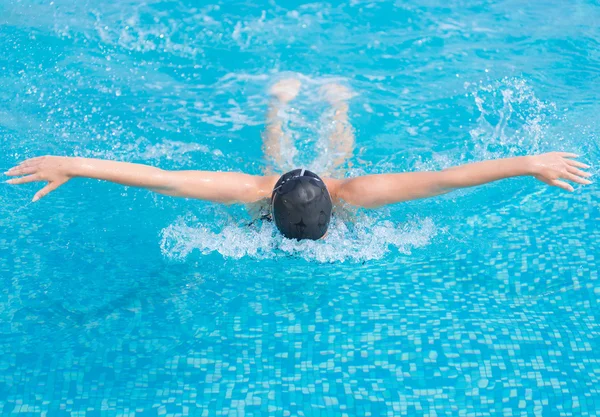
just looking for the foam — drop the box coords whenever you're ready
[160,210,437,263]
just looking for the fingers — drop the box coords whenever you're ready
[551,180,574,192]
[554,153,593,188]
[5,166,39,176]
[5,175,40,185]
[32,182,59,202]
[562,172,592,185]
[566,159,590,169]
[5,158,44,174]
[566,166,592,178]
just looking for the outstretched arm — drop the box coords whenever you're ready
[5,156,277,203]
[336,153,592,208]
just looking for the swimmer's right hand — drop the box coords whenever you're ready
[5,156,74,202]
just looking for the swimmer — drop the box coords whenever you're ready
[4,78,592,240]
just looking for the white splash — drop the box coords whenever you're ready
[466,77,556,159]
[82,137,223,165]
[160,213,437,263]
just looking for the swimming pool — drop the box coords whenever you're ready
[1,0,599,415]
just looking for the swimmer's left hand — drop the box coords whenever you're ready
[5,156,73,202]
[528,152,592,192]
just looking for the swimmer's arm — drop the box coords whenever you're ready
[156,171,278,203]
[5,156,278,203]
[335,153,592,208]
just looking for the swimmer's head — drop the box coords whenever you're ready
[271,169,332,240]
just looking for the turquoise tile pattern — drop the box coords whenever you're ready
[1,0,600,415]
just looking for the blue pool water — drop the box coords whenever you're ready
[1,0,600,415]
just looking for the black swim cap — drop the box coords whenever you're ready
[271,169,332,240]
